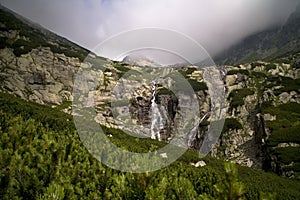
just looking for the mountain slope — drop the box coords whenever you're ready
[215,4,300,65]
[1,92,300,199]
[0,1,300,188]
[0,4,90,61]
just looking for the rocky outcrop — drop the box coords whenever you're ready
[129,84,179,142]
[0,47,80,104]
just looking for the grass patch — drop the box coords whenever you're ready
[222,118,243,133]
[268,125,300,146]
[178,67,197,78]
[187,79,208,92]
[265,76,300,95]
[265,63,277,71]
[228,88,254,108]
[227,69,250,76]
[274,147,300,164]
[54,101,72,110]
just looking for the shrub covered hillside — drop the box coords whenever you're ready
[0,5,89,61]
[1,92,300,199]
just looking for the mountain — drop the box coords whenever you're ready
[0,4,90,61]
[122,55,164,67]
[0,4,300,199]
[215,4,300,65]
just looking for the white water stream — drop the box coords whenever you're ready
[150,81,165,141]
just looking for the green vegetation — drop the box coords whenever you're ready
[0,8,89,61]
[1,5,300,198]
[251,71,267,79]
[0,92,74,131]
[262,102,300,134]
[109,62,142,79]
[261,102,300,175]
[1,92,300,199]
[178,67,197,78]
[213,162,245,200]
[0,8,25,30]
[228,88,255,109]
[268,125,300,146]
[100,125,165,153]
[54,101,72,111]
[188,79,208,92]
[227,69,250,76]
[265,63,277,71]
[222,118,243,133]
[0,36,8,49]
[251,62,264,69]
[49,45,86,62]
[265,76,300,95]
[177,68,208,92]
[112,62,130,73]
[274,147,300,165]
[111,62,131,77]
[166,71,208,94]
[12,39,39,56]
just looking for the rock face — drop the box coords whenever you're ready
[129,84,179,142]
[221,62,300,178]
[0,5,91,104]
[155,94,179,141]
[129,84,153,126]
[0,47,79,104]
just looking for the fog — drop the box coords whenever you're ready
[0,0,299,60]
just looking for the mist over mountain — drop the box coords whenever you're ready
[0,0,299,61]
[215,2,300,64]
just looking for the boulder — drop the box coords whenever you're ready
[190,160,206,167]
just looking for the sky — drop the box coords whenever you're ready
[0,0,299,61]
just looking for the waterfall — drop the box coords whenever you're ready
[187,66,226,149]
[187,113,209,147]
[150,81,164,141]
[188,123,199,147]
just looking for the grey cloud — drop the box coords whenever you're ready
[0,0,299,60]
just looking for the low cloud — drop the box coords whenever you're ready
[1,0,299,60]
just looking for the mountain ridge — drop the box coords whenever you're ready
[0,4,91,56]
[215,3,300,65]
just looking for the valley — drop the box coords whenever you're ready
[0,4,300,199]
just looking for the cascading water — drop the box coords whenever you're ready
[150,81,165,141]
[187,66,226,149]
[187,113,209,147]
